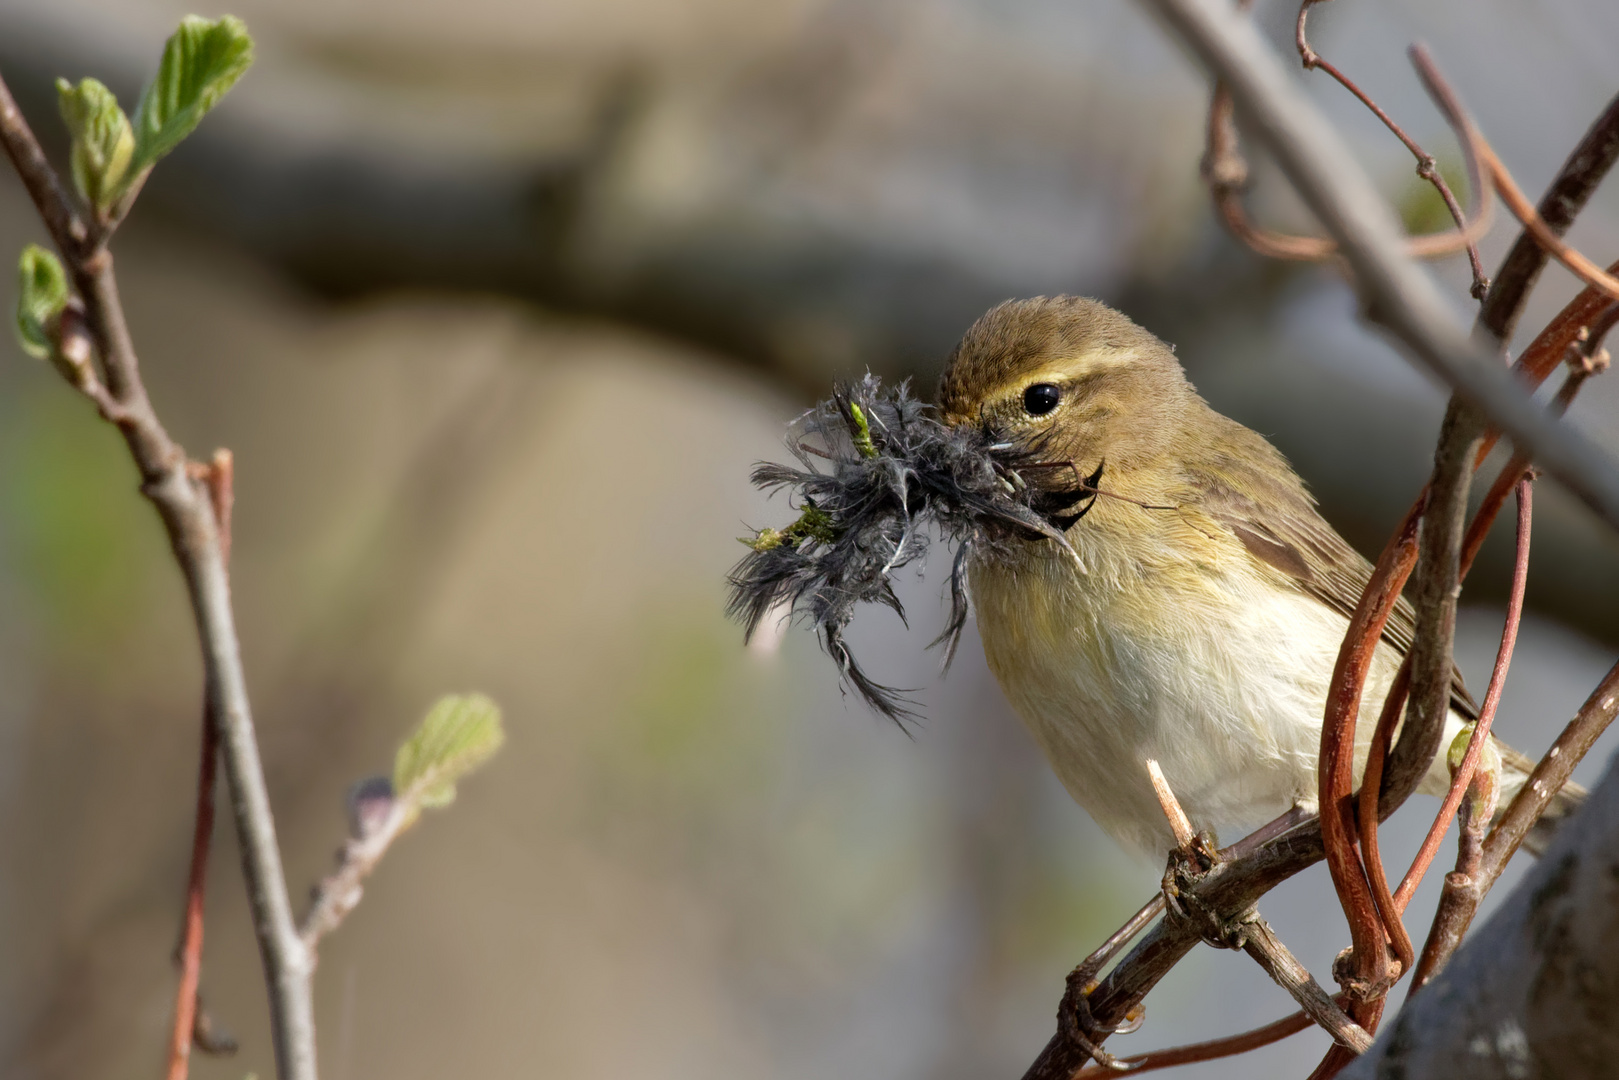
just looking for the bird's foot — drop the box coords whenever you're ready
[1058,968,1143,1072]
[1161,832,1257,949]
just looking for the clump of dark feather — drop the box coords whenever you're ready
[727,374,1080,722]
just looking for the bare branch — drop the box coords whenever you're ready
[1409,48,1619,302]
[1239,917,1374,1055]
[1296,3,1489,296]
[1480,91,1619,342]
[1073,1004,1320,1077]
[0,74,91,254]
[1481,660,1619,889]
[299,781,413,954]
[1142,0,1619,532]
[1410,478,1530,989]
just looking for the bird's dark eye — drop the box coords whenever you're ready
[1022,383,1061,416]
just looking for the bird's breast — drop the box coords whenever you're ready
[967,512,1390,853]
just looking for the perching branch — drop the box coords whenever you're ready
[1149,763,1375,1055]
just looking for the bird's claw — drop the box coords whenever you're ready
[1161,838,1255,950]
[1059,969,1143,1071]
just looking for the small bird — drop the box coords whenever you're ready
[936,295,1581,856]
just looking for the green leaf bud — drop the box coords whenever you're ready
[56,77,135,212]
[15,244,69,360]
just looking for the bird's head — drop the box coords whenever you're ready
[937,295,1194,477]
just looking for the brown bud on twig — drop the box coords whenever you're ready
[50,299,95,390]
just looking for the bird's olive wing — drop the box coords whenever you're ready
[1189,436,1479,722]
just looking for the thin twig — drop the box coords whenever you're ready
[1145,759,1196,852]
[1073,1004,1321,1077]
[1150,0,1619,529]
[1480,91,1619,343]
[1354,658,1413,968]
[1401,478,1530,938]
[1201,79,1490,264]
[0,76,92,254]
[1459,344,1599,582]
[1410,48,1619,302]
[1319,499,1424,999]
[1480,658,1619,885]
[1239,918,1374,1054]
[1452,280,1619,580]
[166,453,235,1080]
[1405,654,1619,994]
[1295,4,1489,296]
[0,68,315,1080]
[300,780,416,955]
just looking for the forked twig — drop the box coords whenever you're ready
[0,63,316,1080]
[1409,47,1619,302]
[1296,1,1489,296]
[1148,763,1372,1054]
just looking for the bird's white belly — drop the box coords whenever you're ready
[970,544,1407,855]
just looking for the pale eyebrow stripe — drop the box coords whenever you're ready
[1010,348,1136,390]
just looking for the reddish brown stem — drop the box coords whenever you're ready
[1296,8,1489,296]
[1356,658,1413,968]
[1073,1003,1327,1077]
[1460,367,1590,580]
[1318,499,1424,998]
[166,451,234,1080]
[1395,478,1531,917]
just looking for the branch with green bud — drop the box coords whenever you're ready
[299,695,506,956]
[1,17,502,1080]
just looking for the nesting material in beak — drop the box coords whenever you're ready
[727,374,1083,722]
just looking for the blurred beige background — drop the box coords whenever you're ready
[0,1,1617,1078]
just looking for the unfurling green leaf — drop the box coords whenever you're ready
[15,245,69,359]
[393,694,504,819]
[131,15,254,173]
[56,78,134,212]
